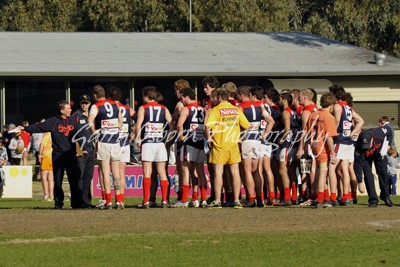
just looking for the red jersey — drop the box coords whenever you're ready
[228,99,240,106]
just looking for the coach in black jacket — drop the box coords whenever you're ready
[21,100,79,209]
[354,126,394,208]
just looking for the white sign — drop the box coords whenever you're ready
[1,166,32,198]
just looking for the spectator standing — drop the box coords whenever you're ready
[0,137,8,166]
[39,132,54,201]
[20,121,31,165]
[4,123,16,161]
[31,120,45,180]
[8,132,24,165]
[387,147,400,195]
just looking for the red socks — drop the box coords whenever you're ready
[284,187,290,202]
[268,191,275,201]
[317,191,324,204]
[115,193,125,203]
[192,191,199,201]
[143,177,151,204]
[290,184,297,201]
[181,184,190,203]
[200,186,207,201]
[160,180,169,202]
[105,193,112,205]
[324,189,330,202]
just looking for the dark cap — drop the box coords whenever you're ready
[79,94,91,102]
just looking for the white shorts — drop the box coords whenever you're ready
[241,140,262,160]
[120,145,131,163]
[279,147,297,162]
[97,142,121,161]
[260,144,272,158]
[180,145,207,163]
[349,145,355,163]
[335,143,354,161]
[141,143,168,162]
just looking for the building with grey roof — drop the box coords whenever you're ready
[0,32,399,131]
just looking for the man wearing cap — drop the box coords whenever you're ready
[70,94,95,209]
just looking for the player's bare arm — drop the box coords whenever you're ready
[279,110,291,144]
[297,110,311,158]
[333,103,342,128]
[177,107,189,142]
[350,109,364,137]
[134,106,145,147]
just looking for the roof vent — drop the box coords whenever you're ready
[375,53,386,66]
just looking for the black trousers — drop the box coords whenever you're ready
[76,151,95,208]
[52,152,79,208]
[354,152,390,205]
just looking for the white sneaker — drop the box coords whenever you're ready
[95,199,106,208]
[101,202,112,210]
[170,201,188,208]
[201,200,208,208]
[116,202,125,209]
[170,199,180,206]
[43,195,48,201]
[190,200,200,208]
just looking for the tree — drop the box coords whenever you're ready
[0,0,81,31]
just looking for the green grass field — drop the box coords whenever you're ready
[1,184,400,266]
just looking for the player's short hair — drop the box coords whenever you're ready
[222,82,237,98]
[301,88,315,102]
[107,87,122,101]
[180,87,196,100]
[142,86,160,101]
[250,86,264,100]
[174,79,190,91]
[202,76,219,88]
[320,92,337,108]
[92,84,105,98]
[280,93,293,105]
[329,84,346,100]
[264,87,280,105]
[218,87,229,101]
[237,85,251,97]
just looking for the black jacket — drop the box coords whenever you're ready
[24,115,77,154]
